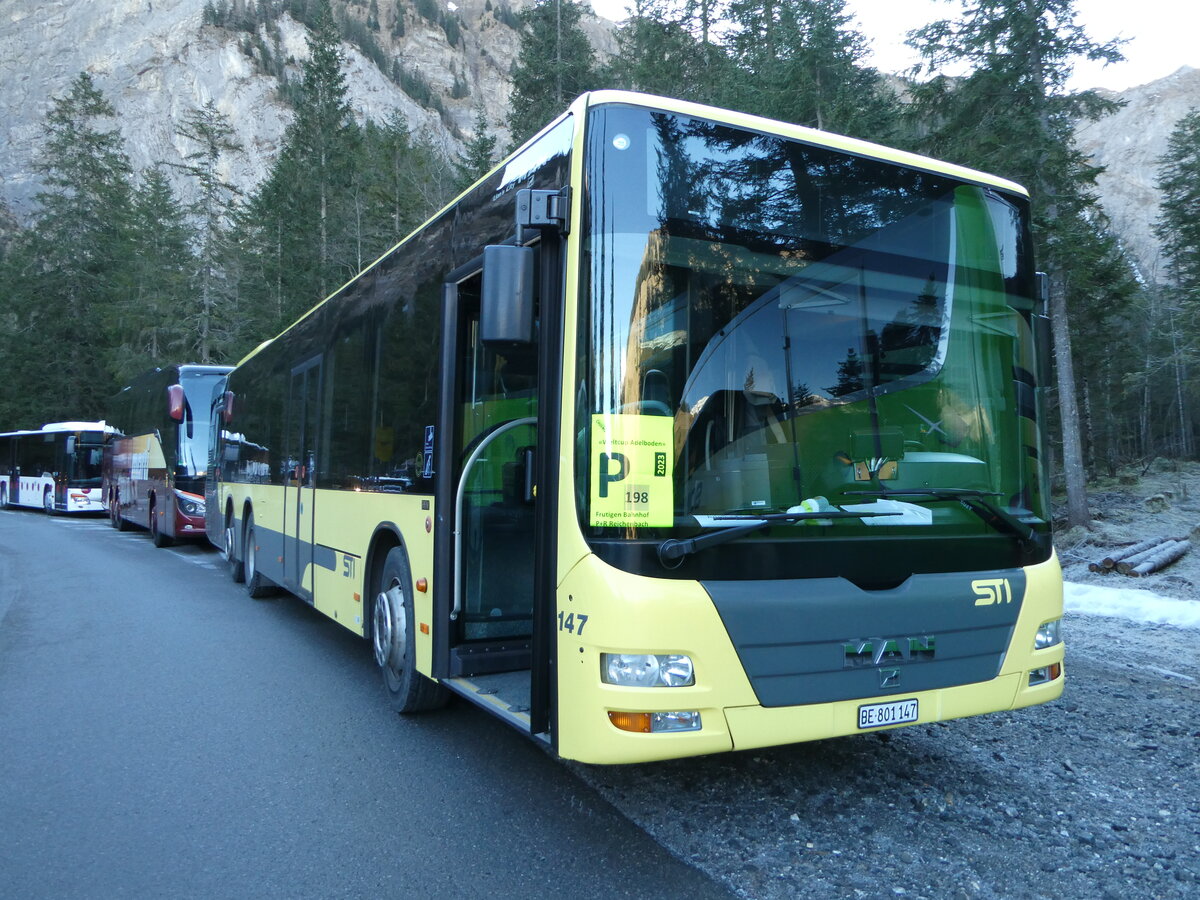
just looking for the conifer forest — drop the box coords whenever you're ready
[2,0,1199,529]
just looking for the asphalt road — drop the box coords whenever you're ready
[0,510,732,899]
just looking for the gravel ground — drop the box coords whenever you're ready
[568,463,1200,899]
[571,614,1199,899]
[1056,459,1200,600]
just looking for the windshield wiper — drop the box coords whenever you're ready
[843,487,1037,544]
[657,509,891,566]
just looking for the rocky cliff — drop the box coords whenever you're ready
[1075,65,1200,282]
[0,0,614,216]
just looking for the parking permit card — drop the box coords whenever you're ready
[589,414,673,527]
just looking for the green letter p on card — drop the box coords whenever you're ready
[589,414,674,527]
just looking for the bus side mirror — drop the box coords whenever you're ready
[167,384,185,422]
[1034,313,1052,388]
[481,244,535,348]
[65,436,75,454]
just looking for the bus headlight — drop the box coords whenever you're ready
[1034,618,1062,650]
[175,492,205,516]
[601,653,694,687]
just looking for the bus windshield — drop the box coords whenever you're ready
[71,433,108,484]
[579,105,1048,553]
[178,370,224,478]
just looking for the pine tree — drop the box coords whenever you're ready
[456,104,498,190]
[173,100,245,363]
[605,0,734,107]
[240,0,361,333]
[507,0,598,147]
[1151,107,1200,457]
[111,167,195,379]
[24,72,135,420]
[725,0,897,138]
[1156,108,1200,302]
[906,0,1126,527]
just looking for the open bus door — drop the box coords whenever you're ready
[433,191,568,747]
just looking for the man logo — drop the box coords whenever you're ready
[972,578,1013,606]
[843,636,936,668]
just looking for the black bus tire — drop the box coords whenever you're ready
[150,498,173,547]
[43,487,57,516]
[0,485,8,509]
[225,518,245,583]
[373,546,446,713]
[244,514,274,599]
[111,493,130,531]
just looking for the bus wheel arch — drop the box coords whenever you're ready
[372,541,445,713]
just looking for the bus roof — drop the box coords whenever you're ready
[578,91,1029,198]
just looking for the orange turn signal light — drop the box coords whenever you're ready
[608,711,653,733]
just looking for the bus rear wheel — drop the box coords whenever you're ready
[243,513,274,598]
[110,492,129,531]
[373,547,445,713]
[225,518,245,583]
[43,487,57,515]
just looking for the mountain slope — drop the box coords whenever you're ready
[1075,65,1200,282]
[0,0,613,216]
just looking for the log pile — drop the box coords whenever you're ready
[1087,536,1192,577]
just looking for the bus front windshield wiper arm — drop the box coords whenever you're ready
[842,487,1036,544]
[657,510,891,566]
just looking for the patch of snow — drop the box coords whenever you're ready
[1064,581,1200,629]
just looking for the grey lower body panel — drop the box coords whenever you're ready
[702,570,1026,707]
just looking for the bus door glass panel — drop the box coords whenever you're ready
[286,358,321,593]
[456,272,538,642]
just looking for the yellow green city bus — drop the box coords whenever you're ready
[216,91,1063,764]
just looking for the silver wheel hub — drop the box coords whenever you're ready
[373,583,407,670]
[224,525,235,561]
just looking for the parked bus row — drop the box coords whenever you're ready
[5,92,1065,765]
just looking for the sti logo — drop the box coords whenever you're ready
[972,578,1013,607]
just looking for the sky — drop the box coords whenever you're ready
[586,0,1199,92]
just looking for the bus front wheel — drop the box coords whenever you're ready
[149,499,173,548]
[110,492,129,531]
[373,547,445,713]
